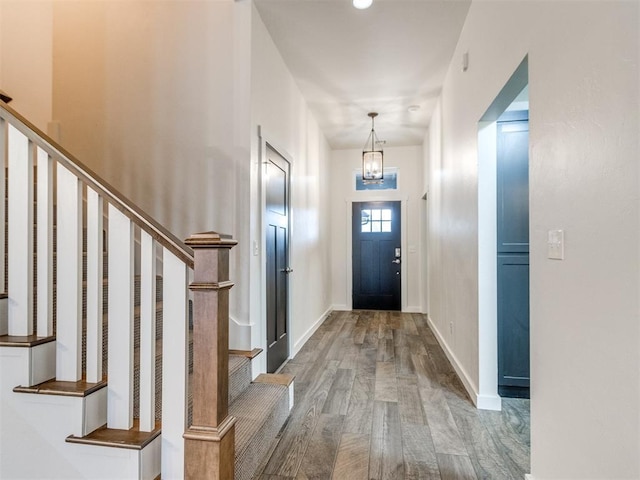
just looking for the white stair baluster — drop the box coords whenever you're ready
[139,230,156,432]
[56,163,82,380]
[8,125,33,336]
[86,187,103,383]
[107,204,134,429]
[161,250,188,478]
[0,118,7,293]
[36,147,53,337]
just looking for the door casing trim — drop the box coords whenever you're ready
[258,127,293,373]
[345,196,409,311]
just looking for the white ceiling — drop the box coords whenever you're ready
[253,0,472,150]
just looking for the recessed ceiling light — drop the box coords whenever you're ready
[353,0,373,9]
[408,105,420,113]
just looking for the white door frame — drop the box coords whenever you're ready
[476,55,528,411]
[344,195,409,311]
[258,127,294,372]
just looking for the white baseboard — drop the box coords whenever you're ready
[426,314,482,408]
[524,474,534,480]
[403,306,422,313]
[292,307,332,357]
[426,314,501,411]
[477,393,502,411]
[330,304,350,311]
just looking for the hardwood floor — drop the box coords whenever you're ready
[258,311,530,480]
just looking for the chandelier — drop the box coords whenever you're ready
[362,112,383,183]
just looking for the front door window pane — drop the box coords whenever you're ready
[361,208,393,234]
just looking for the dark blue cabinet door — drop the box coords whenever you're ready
[497,114,529,253]
[498,255,530,390]
[497,111,530,397]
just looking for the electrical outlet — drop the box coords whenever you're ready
[449,322,454,335]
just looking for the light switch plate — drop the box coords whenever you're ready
[547,229,564,260]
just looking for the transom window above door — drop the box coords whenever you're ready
[361,208,392,233]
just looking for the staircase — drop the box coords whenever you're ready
[0,102,293,479]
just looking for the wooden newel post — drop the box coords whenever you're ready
[183,231,238,479]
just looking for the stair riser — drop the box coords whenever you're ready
[81,305,164,371]
[132,351,163,421]
[229,357,252,405]
[21,224,93,252]
[232,384,291,480]
[34,275,164,336]
[187,355,253,427]
[81,276,163,313]
[52,252,108,282]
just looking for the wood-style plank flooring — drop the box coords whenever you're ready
[258,311,530,480]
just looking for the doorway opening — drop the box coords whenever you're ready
[496,108,530,398]
[477,56,529,410]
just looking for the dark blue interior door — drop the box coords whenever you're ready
[266,146,289,373]
[497,110,530,398]
[352,201,401,310]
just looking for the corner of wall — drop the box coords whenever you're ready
[426,314,501,410]
[291,307,332,357]
[403,306,423,314]
[476,393,501,411]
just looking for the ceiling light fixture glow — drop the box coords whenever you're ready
[353,0,373,9]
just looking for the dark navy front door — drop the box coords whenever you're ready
[352,201,401,310]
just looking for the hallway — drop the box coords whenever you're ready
[259,311,530,479]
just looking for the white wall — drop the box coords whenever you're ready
[50,1,262,333]
[331,145,423,312]
[249,4,333,369]
[52,0,238,240]
[420,133,430,314]
[0,1,2,90]
[425,1,639,478]
[1,0,333,368]
[0,0,52,131]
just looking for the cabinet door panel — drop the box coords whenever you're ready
[498,254,530,389]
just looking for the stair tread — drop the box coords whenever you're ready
[229,348,263,359]
[0,334,55,348]
[14,378,106,397]
[64,380,289,453]
[66,419,161,450]
[16,352,248,396]
[230,381,288,456]
[254,373,294,387]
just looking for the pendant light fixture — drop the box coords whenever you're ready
[362,112,384,183]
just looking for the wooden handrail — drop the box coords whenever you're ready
[0,101,194,268]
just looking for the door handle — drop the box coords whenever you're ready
[280,268,294,273]
[392,259,401,264]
